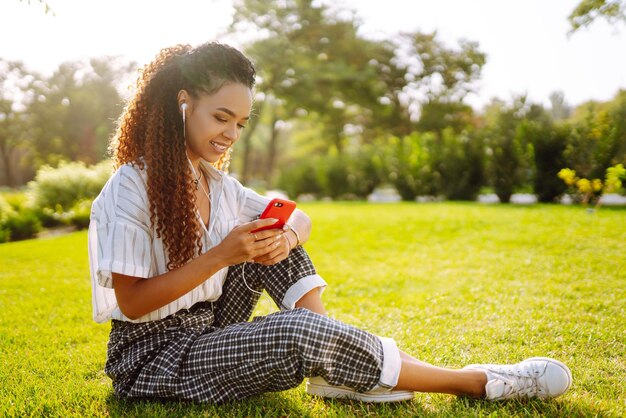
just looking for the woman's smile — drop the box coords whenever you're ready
[210,140,229,153]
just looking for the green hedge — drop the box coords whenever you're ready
[0,160,112,243]
[0,194,42,243]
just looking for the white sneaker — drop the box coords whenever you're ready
[464,357,572,400]
[306,376,414,403]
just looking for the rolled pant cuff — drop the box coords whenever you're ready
[376,336,402,389]
[281,274,327,310]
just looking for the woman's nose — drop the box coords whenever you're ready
[223,123,238,141]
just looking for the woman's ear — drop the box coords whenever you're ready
[177,89,190,113]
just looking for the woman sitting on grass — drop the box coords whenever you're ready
[88,41,572,404]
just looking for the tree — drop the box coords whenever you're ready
[17,0,54,15]
[565,90,626,179]
[405,31,486,138]
[518,107,569,202]
[230,0,410,185]
[0,60,35,187]
[549,91,572,121]
[27,57,133,167]
[483,96,531,203]
[568,0,626,32]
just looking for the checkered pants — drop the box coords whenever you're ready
[105,247,385,403]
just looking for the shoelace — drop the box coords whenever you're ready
[493,363,546,398]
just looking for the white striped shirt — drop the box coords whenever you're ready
[88,160,271,323]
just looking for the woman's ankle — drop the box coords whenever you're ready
[459,369,487,398]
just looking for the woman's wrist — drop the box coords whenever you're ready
[285,224,300,248]
[284,231,294,249]
[206,244,230,270]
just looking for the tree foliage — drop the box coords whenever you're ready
[0,57,133,186]
[568,0,626,32]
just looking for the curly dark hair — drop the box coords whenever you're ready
[110,42,256,270]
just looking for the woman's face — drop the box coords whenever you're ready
[182,82,253,164]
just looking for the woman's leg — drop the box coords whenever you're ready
[295,286,326,315]
[215,247,484,398]
[395,351,486,397]
[213,246,327,327]
[176,309,386,402]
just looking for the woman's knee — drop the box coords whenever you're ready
[265,308,354,351]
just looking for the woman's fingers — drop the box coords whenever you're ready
[253,234,290,265]
[251,228,282,241]
[251,233,283,255]
[240,218,279,233]
[222,219,289,265]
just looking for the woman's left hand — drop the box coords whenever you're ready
[253,231,291,265]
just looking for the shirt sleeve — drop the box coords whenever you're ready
[93,165,154,288]
[230,177,272,223]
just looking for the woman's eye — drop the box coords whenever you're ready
[237,124,246,130]
[214,116,227,123]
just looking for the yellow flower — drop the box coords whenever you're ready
[558,168,577,186]
[576,178,592,194]
[591,179,603,192]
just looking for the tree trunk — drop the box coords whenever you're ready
[240,99,264,183]
[265,111,280,186]
[0,139,15,188]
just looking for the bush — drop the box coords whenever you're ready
[278,147,384,200]
[0,194,42,242]
[4,209,42,241]
[27,160,112,212]
[385,133,437,201]
[2,190,30,211]
[346,145,384,199]
[0,195,15,243]
[67,199,93,230]
[277,158,323,199]
[435,129,485,201]
[531,123,569,202]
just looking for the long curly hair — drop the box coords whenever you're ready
[110,42,256,270]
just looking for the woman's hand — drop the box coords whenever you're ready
[252,226,292,266]
[213,218,286,267]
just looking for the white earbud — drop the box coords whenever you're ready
[181,103,187,111]
[181,103,187,137]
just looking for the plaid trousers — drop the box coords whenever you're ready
[105,247,385,403]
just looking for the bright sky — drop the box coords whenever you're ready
[1,0,625,110]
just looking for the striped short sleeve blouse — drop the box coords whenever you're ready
[88,161,271,323]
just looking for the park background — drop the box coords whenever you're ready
[0,0,625,417]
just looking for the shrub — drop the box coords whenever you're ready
[27,160,112,212]
[530,123,569,203]
[67,199,93,230]
[2,190,30,211]
[0,194,42,242]
[435,128,485,201]
[385,133,437,201]
[277,158,323,199]
[0,195,15,243]
[558,163,626,208]
[318,155,351,200]
[4,209,42,241]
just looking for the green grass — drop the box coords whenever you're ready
[1,202,624,417]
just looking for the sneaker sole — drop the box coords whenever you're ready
[306,380,414,403]
[525,356,573,394]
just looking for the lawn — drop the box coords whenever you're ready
[0,202,624,417]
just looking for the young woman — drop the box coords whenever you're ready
[88,42,572,404]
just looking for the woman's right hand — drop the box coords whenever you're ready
[212,218,285,267]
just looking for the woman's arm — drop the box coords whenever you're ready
[285,208,312,248]
[112,217,282,320]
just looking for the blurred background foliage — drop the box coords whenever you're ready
[1,0,625,242]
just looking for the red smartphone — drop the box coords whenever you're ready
[251,198,296,233]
